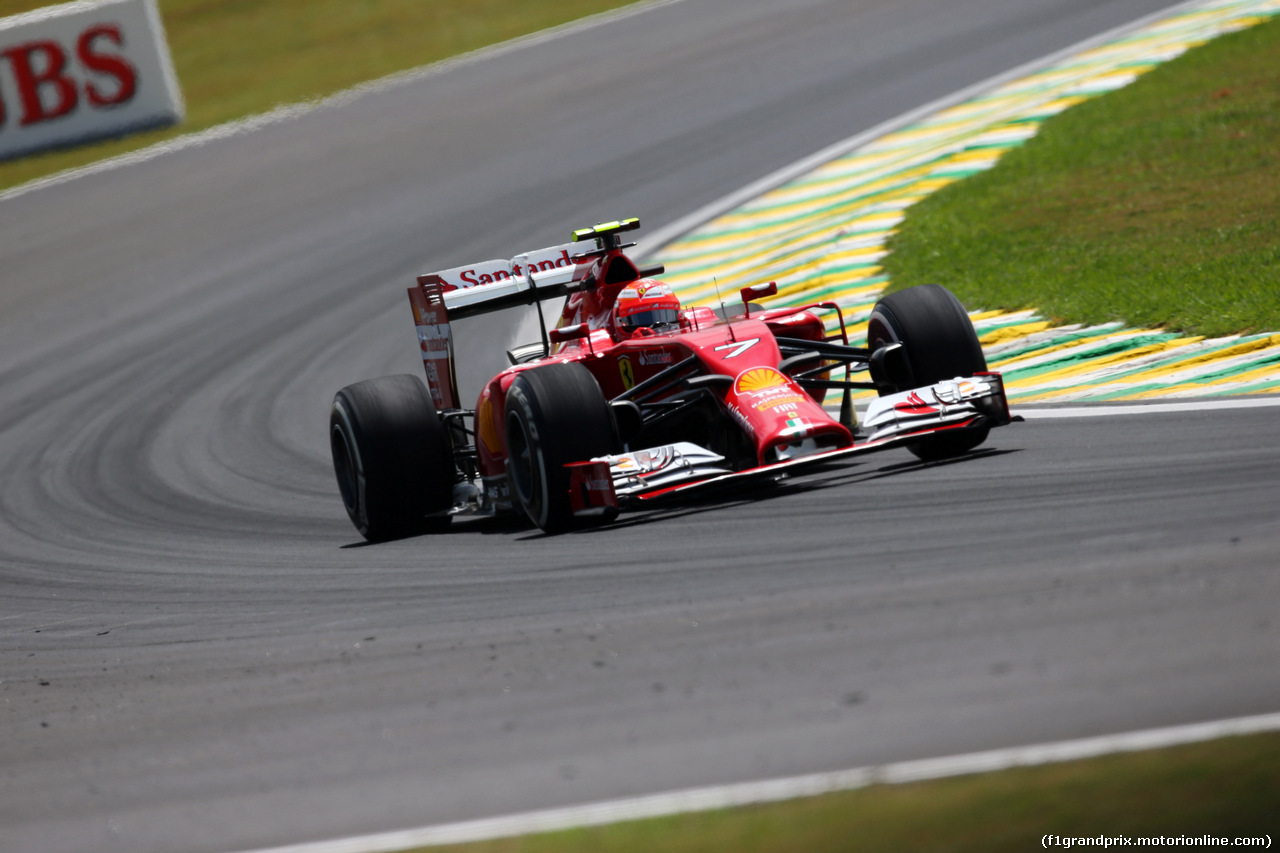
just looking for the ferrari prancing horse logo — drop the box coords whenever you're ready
[618,355,635,390]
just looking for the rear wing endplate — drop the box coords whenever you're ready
[406,280,460,410]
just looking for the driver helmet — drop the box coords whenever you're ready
[613,280,683,338]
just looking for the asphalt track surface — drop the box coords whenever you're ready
[2,1,1277,851]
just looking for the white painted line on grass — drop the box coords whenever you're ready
[1014,396,1280,418]
[0,0,688,205]
[230,710,1280,853]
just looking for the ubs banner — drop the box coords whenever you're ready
[0,0,182,160]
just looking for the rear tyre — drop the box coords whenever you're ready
[867,284,989,461]
[504,362,618,533]
[330,374,455,541]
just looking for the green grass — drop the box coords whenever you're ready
[0,0,639,191]
[883,17,1280,338]
[415,732,1280,852]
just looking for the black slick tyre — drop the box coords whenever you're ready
[330,374,455,541]
[866,283,990,461]
[504,362,618,533]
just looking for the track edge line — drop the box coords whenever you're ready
[229,710,1280,853]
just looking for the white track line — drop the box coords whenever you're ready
[825,394,1280,421]
[230,711,1280,853]
[0,0,688,205]
[1013,396,1280,418]
[636,0,1211,258]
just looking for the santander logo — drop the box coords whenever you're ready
[437,249,577,291]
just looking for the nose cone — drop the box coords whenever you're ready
[723,366,852,464]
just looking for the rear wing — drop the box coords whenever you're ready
[406,241,588,410]
[420,241,586,320]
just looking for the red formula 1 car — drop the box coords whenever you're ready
[330,218,1012,539]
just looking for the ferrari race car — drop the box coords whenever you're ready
[330,218,1012,539]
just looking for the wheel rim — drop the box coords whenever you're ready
[507,416,537,506]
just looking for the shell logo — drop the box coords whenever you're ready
[734,367,788,394]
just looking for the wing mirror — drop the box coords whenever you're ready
[739,281,777,318]
[548,323,590,345]
[548,322,596,354]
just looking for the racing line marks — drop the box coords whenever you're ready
[15,3,1274,851]
[241,4,1278,850]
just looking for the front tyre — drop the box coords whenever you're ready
[330,374,455,541]
[504,362,618,533]
[867,284,989,461]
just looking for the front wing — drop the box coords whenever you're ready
[574,373,1012,511]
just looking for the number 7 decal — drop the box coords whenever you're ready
[713,337,760,359]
